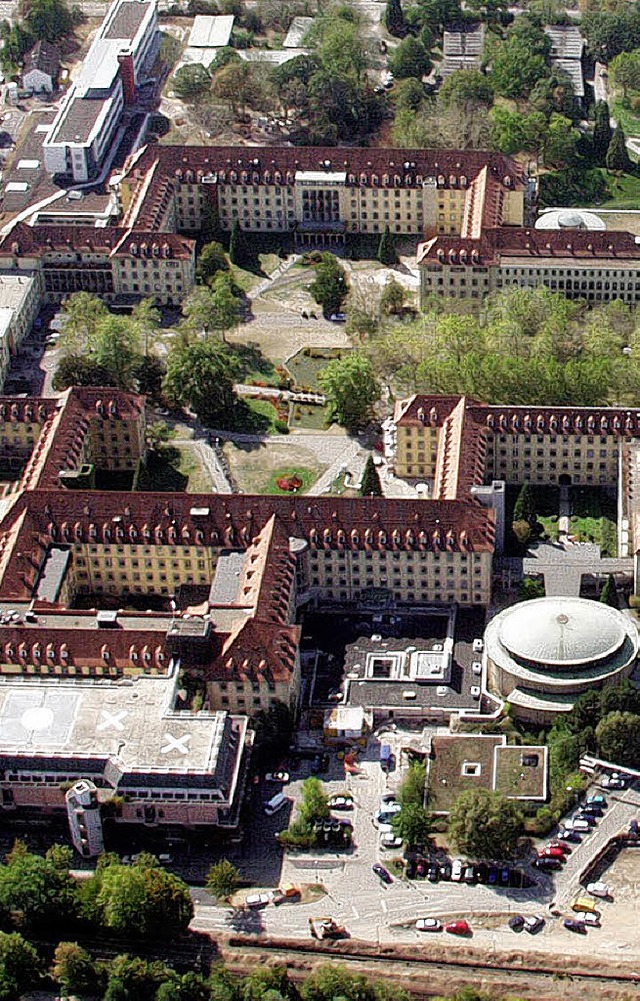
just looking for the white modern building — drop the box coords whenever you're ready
[43,0,159,182]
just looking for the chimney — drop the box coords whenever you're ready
[118,49,136,105]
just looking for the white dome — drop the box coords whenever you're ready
[535,208,606,231]
[499,597,626,668]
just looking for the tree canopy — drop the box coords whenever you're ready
[163,337,240,427]
[448,789,523,860]
[88,857,193,939]
[366,287,640,407]
[360,455,383,496]
[309,253,349,317]
[319,352,380,429]
[206,860,239,900]
[595,711,640,767]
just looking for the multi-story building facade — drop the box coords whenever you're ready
[418,227,640,306]
[0,226,195,306]
[115,145,527,245]
[43,0,159,182]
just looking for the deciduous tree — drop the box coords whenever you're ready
[309,253,349,317]
[388,36,431,79]
[197,241,229,284]
[163,338,240,427]
[91,860,193,939]
[0,932,41,1001]
[319,352,380,429]
[51,942,101,997]
[206,860,239,900]
[448,789,523,859]
[596,711,640,767]
[172,64,211,100]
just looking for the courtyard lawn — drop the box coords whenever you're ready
[596,166,640,209]
[223,439,325,494]
[289,402,329,430]
[229,397,289,435]
[569,486,617,556]
[286,346,351,391]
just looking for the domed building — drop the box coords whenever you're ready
[484,597,638,723]
[535,208,606,231]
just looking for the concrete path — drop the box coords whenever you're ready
[173,436,235,493]
[307,439,368,496]
[523,541,634,596]
[247,255,301,300]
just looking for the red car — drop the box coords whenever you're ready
[538,846,567,861]
[445,920,471,936]
[547,840,571,854]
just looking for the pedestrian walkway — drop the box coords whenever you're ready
[523,541,633,596]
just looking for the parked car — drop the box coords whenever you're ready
[451,859,464,882]
[523,915,545,933]
[576,910,600,926]
[439,861,452,881]
[475,862,489,883]
[246,893,272,909]
[534,857,562,870]
[557,829,582,843]
[427,863,439,883]
[574,812,597,826]
[488,866,498,884]
[415,858,427,878]
[586,794,607,807]
[499,866,510,885]
[508,914,524,932]
[445,920,471,935]
[328,794,354,810]
[265,771,289,783]
[372,863,393,884]
[376,803,402,826]
[564,918,586,934]
[631,818,639,837]
[415,918,442,932]
[158,853,173,864]
[572,896,600,915]
[547,840,571,854]
[601,772,626,789]
[567,818,591,832]
[581,804,603,817]
[538,847,567,861]
[380,832,403,849]
[587,881,611,898]
[463,865,476,884]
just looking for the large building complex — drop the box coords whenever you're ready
[43,0,159,181]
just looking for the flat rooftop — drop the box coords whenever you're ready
[0,672,229,775]
[50,94,110,145]
[188,14,234,47]
[104,0,151,39]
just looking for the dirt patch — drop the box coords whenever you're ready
[224,440,325,494]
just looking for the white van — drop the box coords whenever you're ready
[264,792,289,816]
[565,818,591,832]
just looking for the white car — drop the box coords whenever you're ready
[158,853,173,864]
[576,910,600,926]
[265,771,289,783]
[416,918,442,931]
[587,881,611,898]
[245,892,272,909]
[380,832,403,849]
[451,859,464,882]
[601,773,626,789]
[472,661,482,675]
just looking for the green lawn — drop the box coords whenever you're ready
[229,398,288,435]
[286,346,351,391]
[289,402,329,430]
[596,167,640,209]
[569,486,617,555]
[232,253,282,292]
[266,466,317,494]
[531,485,560,541]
